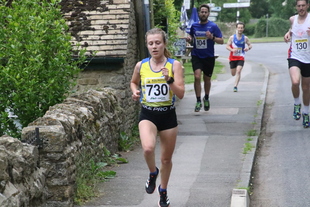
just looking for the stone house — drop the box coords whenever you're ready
[60,0,147,133]
[0,0,150,206]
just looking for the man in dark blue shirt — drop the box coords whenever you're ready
[187,4,223,112]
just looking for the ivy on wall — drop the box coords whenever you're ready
[153,0,180,57]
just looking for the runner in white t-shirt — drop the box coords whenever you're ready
[284,0,310,128]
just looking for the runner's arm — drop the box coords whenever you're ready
[284,16,294,43]
[225,36,234,52]
[130,62,142,101]
[168,60,185,99]
[244,36,252,52]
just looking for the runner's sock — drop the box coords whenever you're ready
[150,168,158,176]
[159,186,167,192]
[303,105,309,114]
[294,98,301,105]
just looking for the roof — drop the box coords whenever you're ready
[61,0,131,58]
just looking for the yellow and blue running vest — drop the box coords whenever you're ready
[140,57,175,107]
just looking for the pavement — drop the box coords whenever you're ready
[76,57,269,207]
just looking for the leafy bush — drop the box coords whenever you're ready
[75,146,127,204]
[0,0,86,137]
[254,17,290,38]
[244,24,255,36]
[118,127,140,152]
[268,18,290,37]
[219,7,251,24]
[153,0,179,56]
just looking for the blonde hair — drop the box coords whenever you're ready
[145,28,172,58]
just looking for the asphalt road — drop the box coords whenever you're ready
[76,41,307,207]
[216,42,310,207]
[77,41,268,207]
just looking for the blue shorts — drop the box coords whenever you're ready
[139,105,178,131]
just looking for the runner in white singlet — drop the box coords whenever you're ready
[284,0,310,128]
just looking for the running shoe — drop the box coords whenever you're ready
[233,86,238,92]
[158,186,170,207]
[145,167,158,194]
[194,102,202,112]
[293,104,301,120]
[303,113,309,128]
[203,97,210,111]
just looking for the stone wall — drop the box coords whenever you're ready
[63,0,140,136]
[0,136,46,207]
[0,1,142,206]
[0,88,125,207]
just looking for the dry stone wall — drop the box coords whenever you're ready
[61,0,140,134]
[0,0,141,206]
[0,136,46,207]
[0,88,126,207]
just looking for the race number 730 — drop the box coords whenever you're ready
[145,83,170,102]
[146,84,168,96]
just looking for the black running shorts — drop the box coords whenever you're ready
[288,58,310,77]
[229,60,244,69]
[191,56,215,77]
[139,105,178,131]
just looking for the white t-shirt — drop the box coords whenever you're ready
[289,14,310,63]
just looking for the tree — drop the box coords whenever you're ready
[249,0,270,18]
[0,0,86,137]
[153,0,180,55]
[174,0,183,11]
[269,0,296,19]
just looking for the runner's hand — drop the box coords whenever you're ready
[132,90,140,101]
[161,67,170,81]
[284,31,291,43]
[206,31,213,39]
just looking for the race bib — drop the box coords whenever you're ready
[233,47,242,56]
[295,38,308,52]
[144,77,170,102]
[195,36,207,49]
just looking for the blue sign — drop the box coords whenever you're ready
[211,7,221,12]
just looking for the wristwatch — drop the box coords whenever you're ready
[166,77,174,84]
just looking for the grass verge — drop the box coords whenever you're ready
[74,128,139,205]
[182,60,225,84]
[249,36,284,43]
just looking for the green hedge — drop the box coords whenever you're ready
[244,24,255,36]
[254,17,290,38]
